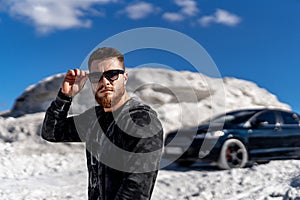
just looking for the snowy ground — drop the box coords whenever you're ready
[1,140,300,200]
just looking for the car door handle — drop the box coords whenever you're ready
[274,123,281,131]
[274,126,281,131]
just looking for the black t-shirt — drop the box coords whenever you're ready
[98,103,126,133]
[99,112,114,133]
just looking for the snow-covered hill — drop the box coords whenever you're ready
[0,68,298,200]
[8,68,290,133]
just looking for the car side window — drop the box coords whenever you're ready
[251,111,276,128]
[280,112,300,125]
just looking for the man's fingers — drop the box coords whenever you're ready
[68,69,87,77]
[65,69,88,82]
[74,68,80,76]
[62,69,87,96]
[66,68,88,84]
[67,69,76,77]
[81,70,87,77]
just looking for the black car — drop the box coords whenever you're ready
[163,108,300,169]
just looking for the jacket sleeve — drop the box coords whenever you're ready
[41,89,83,142]
[115,107,164,200]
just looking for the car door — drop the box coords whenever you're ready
[247,110,282,159]
[276,111,300,158]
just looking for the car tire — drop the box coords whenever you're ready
[217,138,248,169]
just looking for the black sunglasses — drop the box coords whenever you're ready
[88,69,125,83]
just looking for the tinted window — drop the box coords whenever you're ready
[231,111,257,124]
[254,111,276,125]
[209,110,257,125]
[280,111,300,125]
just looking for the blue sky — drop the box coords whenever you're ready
[0,0,300,113]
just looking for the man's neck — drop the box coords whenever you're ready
[104,92,131,113]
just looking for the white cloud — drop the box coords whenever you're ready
[123,2,159,20]
[198,15,215,27]
[163,0,199,22]
[174,0,199,17]
[162,12,185,22]
[4,0,116,34]
[199,9,241,27]
[1,0,242,33]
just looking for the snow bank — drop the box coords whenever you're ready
[1,141,300,200]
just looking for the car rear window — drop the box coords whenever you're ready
[280,111,300,125]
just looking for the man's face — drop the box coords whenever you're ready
[89,57,128,108]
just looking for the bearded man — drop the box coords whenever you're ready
[41,47,163,200]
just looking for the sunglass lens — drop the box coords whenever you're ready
[88,72,103,83]
[89,70,124,83]
[104,71,119,81]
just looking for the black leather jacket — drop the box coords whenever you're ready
[41,90,163,200]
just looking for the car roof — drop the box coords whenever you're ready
[225,108,293,115]
[166,108,296,134]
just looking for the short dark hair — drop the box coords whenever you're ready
[88,47,124,70]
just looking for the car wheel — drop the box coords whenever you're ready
[217,138,248,169]
[177,161,195,167]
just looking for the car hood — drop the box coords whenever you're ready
[197,124,226,133]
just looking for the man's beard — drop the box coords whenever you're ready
[95,87,125,108]
[97,94,112,108]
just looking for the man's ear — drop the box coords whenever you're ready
[124,72,128,85]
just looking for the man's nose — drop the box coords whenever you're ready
[98,75,111,86]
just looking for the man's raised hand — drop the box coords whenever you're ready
[61,69,88,97]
